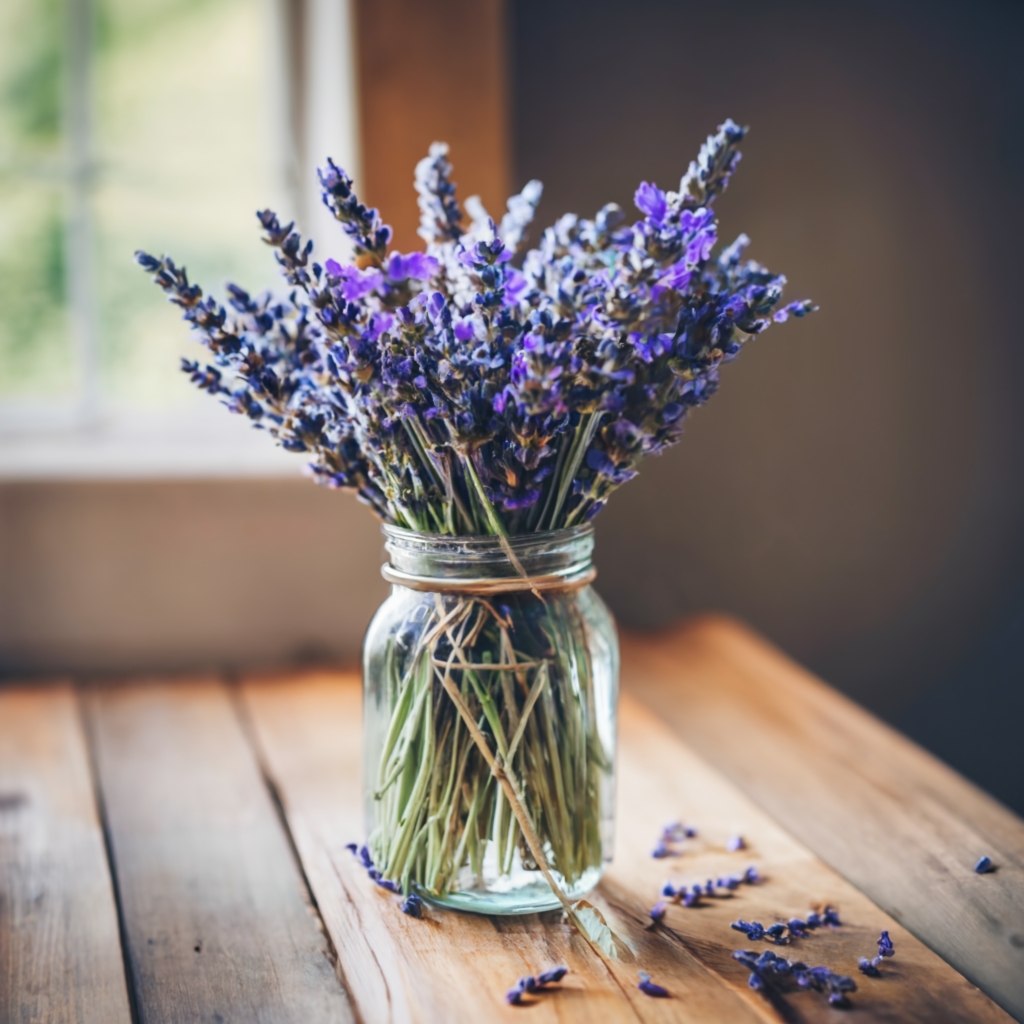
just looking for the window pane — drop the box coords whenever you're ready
[93,0,278,408]
[0,0,75,400]
[0,179,75,398]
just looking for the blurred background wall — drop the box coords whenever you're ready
[1,0,1022,814]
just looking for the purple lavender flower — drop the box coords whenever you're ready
[400,893,424,918]
[726,834,745,852]
[858,956,882,976]
[506,966,568,1005]
[634,182,668,227]
[138,119,814,536]
[649,901,667,923]
[877,930,894,957]
[637,971,670,998]
[732,920,766,941]
[975,855,994,873]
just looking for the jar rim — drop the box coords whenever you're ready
[381,523,596,593]
[381,523,593,548]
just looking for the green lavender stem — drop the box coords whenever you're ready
[367,590,606,899]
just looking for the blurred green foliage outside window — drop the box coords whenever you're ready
[0,0,278,418]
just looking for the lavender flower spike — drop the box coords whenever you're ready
[637,971,670,998]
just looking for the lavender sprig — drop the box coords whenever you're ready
[138,120,814,538]
[734,949,857,1008]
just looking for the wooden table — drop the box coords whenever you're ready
[2,616,1022,1023]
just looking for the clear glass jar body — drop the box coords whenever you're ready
[362,525,618,915]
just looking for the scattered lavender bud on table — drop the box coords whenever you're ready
[748,972,765,991]
[662,882,677,898]
[877,930,895,958]
[400,893,424,918]
[732,920,766,941]
[975,855,994,873]
[662,821,697,841]
[743,866,761,884]
[638,971,670,998]
[649,901,667,924]
[822,905,842,926]
[788,918,809,937]
[858,956,882,976]
[726,835,746,852]
[651,839,674,859]
[506,965,569,1004]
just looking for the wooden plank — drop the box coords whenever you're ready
[354,0,511,253]
[0,684,132,1024]
[85,680,353,1024]
[622,615,1024,1022]
[242,671,1010,1023]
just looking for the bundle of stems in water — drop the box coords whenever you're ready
[368,590,608,899]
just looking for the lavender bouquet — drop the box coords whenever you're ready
[137,120,812,912]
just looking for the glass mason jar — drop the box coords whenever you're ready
[362,524,618,915]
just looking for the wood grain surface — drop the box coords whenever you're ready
[0,685,132,1024]
[84,680,353,1024]
[621,616,1024,1022]
[242,670,1012,1024]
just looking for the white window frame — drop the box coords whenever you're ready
[0,0,360,480]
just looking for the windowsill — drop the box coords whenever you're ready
[0,405,303,481]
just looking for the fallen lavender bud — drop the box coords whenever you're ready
[975,855,994,874]
[717,875,742,891]
[748,972,764,990]
[877,930,894,958]
[638,971,670,998]
[650,901,667,923]
[788,918,809,937]
[662,821,697,841]
[506,965,569,1004]
[858,956,882,976]
[822,905,841,926]
[536,966,568,986]
[344,842,358,854]
[682,889,701,907]
[765,923,788,944]
[743,866,761,884]
[401,893,424,918]
[375,876,403,894]
[731,920,765,940]
[358,844,374,870]
[805,911,821,928]
[651,840,674,859]
[726,835,746,852]
[662,882,678,898]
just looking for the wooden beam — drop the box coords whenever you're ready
[354,0,511,253]
[622,615,1024,1021]
[0,685,132,1024]
[84,680,353,1024]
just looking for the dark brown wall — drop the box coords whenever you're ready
[513,0,1024,717]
